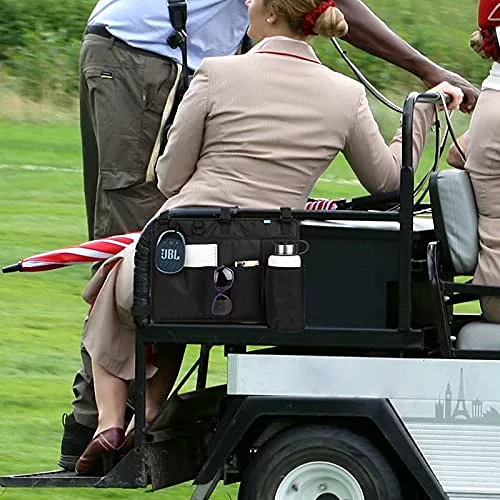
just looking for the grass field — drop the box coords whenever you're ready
[0,99,472,500]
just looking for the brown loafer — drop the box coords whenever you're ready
[75,427,125,474]
[119,429,136,457]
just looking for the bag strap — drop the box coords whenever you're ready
[157,210,180,232]
[167,0,189,91]
[220,207,232,235]
[156,0,190,159]
[280,207,294,235]
[240,33,253,54]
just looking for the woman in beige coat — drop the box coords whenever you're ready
[75,0,463,473]
[447,0,500,323]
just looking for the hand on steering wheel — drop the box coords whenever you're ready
[428,81,464,111]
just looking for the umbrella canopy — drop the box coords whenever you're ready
[305,198,337,211]
[2,232,141,273]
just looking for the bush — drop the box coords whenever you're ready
[0,0,95,58]
[0,0,94,102]
[313,0,488,90]
[0,0,492,105]
[8,28,81,104]
[0,1,23,60]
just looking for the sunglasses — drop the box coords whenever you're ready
[211,266,234,316]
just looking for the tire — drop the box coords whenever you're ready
[238,425,402,500]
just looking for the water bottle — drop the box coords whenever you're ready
[265,242,304,331]
[267,243,301,268]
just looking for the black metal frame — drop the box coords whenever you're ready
[427,240,500,359]
[134,91,443,335]
[427,241,454,357]
[399,91,445,331]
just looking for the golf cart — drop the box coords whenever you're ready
[2,90,500,500]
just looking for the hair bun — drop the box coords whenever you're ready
[315,6,348,38]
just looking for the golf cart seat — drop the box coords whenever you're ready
[428,168,500,355]
[456,321,500,350]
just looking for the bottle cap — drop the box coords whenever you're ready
[275,243,298,255]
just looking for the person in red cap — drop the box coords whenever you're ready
[447,0,500,322]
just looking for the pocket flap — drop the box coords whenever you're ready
[84,67,107,79]
[101,169,146,191]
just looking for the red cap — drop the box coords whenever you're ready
[479,0,500,28]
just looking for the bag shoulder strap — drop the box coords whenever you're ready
[167,0,189,90]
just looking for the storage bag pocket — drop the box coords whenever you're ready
[227,266,264,323]
[265,266,305,331]
[152,267,214,321]
[152,265,265,323]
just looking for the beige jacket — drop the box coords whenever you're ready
[156,36,435,211]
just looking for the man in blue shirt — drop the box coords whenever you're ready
[80,0,249,245]
[63,0,479,474]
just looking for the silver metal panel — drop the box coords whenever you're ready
[449,496,500,499]
[227,355,500,400]
[301,215,433,232]
[402,422,500,497]
[228,354,500,497]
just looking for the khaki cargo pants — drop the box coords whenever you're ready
[74,32,178,427]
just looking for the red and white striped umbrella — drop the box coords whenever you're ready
[305,198,338,211]
[2,232,141,273]
[2,200,337,274]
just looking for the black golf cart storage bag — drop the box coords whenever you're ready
[134,207,304,330]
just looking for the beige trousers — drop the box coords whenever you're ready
[466,89,500,322]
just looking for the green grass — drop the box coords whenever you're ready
[0,103,476,500]
[0,121,81,168]
[0,117,239,499]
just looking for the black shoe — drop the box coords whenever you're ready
[58,413,96,472]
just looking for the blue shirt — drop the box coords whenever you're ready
[88,0,248,70]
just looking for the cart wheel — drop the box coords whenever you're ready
[238,425,402,500]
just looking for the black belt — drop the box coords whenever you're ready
[85,24,113,39]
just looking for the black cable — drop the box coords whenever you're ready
[442,100,467,164]
[413,93,467,208]
[330,37,403,114]
[414,115,439,193]
[330,41,467,213]
[413,106,441,202]
[385,103,443,213]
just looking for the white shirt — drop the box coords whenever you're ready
[88,0,248,70]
